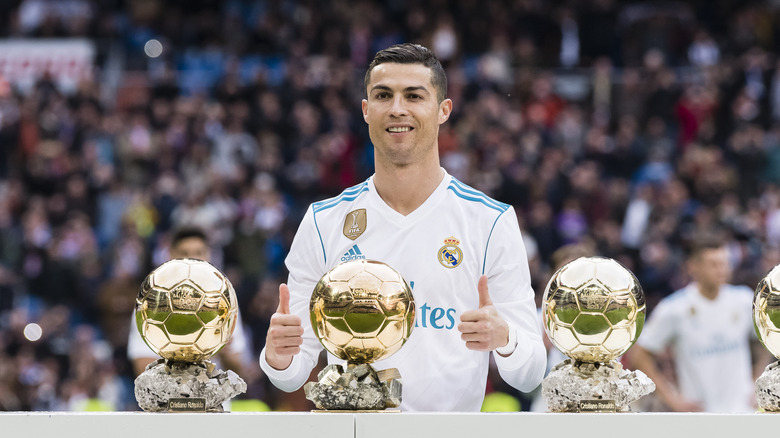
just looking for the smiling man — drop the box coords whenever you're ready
[260,43,546,411]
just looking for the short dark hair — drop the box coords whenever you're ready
[687,235,725,260]
[171,226,208,248]
[364,43,447,103]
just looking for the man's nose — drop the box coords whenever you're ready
[390,96,408,116]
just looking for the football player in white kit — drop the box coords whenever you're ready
[631,238,771,412]
[260,43,546,411]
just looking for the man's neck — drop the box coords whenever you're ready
[696,282,720,300]
[373,160,444,216]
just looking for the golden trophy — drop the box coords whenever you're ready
[541,256,654,412]
[305,259,415,410]
[134,258,246,412]
[753,263,780,411]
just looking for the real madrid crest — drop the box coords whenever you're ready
[438,236,463,268]
[343,209,367,240]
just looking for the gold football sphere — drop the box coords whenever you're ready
[310,260,415,364]
[753,263,780,359]
[542,256,646,363]
[135,258,238,363]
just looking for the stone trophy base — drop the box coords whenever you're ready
[304,363,402,410]
[541,358,655,412]
[755,360,780,411]
[311,409,401,413]
[134,359,247,412]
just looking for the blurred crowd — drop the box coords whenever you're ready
[1,0,780,411]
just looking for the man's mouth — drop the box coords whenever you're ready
[387,127,413,133]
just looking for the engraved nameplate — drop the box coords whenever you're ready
[168,398,206,412]
[579,400,617,412]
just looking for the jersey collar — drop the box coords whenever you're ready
[367,168,451,228]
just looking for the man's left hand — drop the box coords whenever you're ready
[458,275,510,352]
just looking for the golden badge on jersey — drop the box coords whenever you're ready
[438,236,463,268]
[343,209,367,240]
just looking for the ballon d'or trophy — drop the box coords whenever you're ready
[305,259,415,411]
[753,263,780,411]
[134,258,246,412]
[541,256,655,412]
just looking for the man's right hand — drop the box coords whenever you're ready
[264,283,304,370]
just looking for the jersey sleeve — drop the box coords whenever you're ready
[636,295,678,354]
[259,205,326,391]
[224,310,251,362]
[127,313,154,360]
[483,206,547,392]
[736,285,758,340]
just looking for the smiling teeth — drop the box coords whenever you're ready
[388,127,411,132]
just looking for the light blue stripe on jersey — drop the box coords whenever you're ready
[447,179,510,213]
[313,181,369,213]
[312,212,327,264]
[483,211,507,274]
[311,180,370,263]
[446,178,512,274]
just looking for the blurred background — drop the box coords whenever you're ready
[0,0,779,411]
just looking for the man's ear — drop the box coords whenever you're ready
[362,99,369,124]
[439,99,453,124]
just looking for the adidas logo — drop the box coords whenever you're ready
[340,244,366,262]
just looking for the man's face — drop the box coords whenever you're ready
[170,237,210,261]
[362,62,451,167]
[689,247,731,289]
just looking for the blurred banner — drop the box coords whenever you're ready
[0,39,95,94]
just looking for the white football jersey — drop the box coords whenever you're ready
[637,283,755,412]
[260,169,546,411]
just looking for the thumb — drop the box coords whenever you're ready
[477,275,492,308]
[277,283,291,314]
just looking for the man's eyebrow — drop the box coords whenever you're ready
[370,85,392,93]
[403,86,430,94]
[370,85,431,94]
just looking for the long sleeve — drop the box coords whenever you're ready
[484,207,547,392]
[259,205,326,391]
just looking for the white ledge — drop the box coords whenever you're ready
[0,411,774,438]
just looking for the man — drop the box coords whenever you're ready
[630,238,769,412]
[127,227,248,377]
[260,43,546,411]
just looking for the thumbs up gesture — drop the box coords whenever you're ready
[457,275,511,353]
[264,283,304,370]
